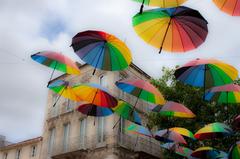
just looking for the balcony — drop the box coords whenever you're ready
[50,133,162,159]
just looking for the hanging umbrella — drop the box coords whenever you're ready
[112,101,142,125]
[175,146,194,158]
[115,79,165,106]
[213,0,240,16]
[154,129,187,144]
[159,101,196,118]
[169,127,196,140]
[191,147,221,159]
[232,115,240,130]
[125,124,152,137]
[71,30,132,75]
[194,122,233,140]
[73,83,118,108]
[133,6,208,53]
[77,103,113,117]
[133,0,187,13]
[205,84,240,104]
[48,80,82,106]
[229,141,240,159]
[31,51,80,85]
[174,58,238,95]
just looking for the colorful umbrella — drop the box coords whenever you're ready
[175,146,194,158]
[191,147,221,159]
[71,30,132,74]
[133,6,208,53]
[115,79,165,105]
[229,141,240,159]
[77,103,113,117]
[159,101,196,118]
[154,129,187,144]
[205,84,240,104]
[169,127,195,140]
[73,83,118,108]
[125,124,152,137]
[194,122,233,140]
[213,0,240,16]
[232,115,240,130]
[112,101,142,125]
[174,58,238,93]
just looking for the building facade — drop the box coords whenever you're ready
[0,64,162,159]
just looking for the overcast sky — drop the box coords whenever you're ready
[0,0,239,143]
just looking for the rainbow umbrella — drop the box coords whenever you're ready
[154,129,187,144]
[229,141,240,159]
[133,6,208,53]
[159,101,196,118]
[125,124,152,137]
[213,0,240,16]
[205,84,240,104]
[175,146,194,158]
[194,122,233,140]
[160,142,177,151]
[112,101,142,125]
[169,127,195,140]
[77,103,113,117]
[48,80,82,106]
[31,51,80,85]
[174,58,238,94]
[232,115,240,130]
[191,147,224,159]
[71,30,132,75]
[115,79,165,105]
[73,83,117,108]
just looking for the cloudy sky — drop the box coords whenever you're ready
[0,0,239,143]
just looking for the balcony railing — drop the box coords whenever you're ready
[50,133,162,158]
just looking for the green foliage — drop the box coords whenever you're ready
[148,67,240,158]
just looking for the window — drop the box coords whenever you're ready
[48,128,55,154]
[3,153,7,159]
[97,117,105,143]
[99,75,107,87]
[119,117,125,134]
[31,145,37,157]
[15,149,21,159]
[80,118,87,146]
[63,123,70,152]
[65,99,73,112]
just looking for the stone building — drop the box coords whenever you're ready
[0,63,162,159]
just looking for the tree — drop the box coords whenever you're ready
[147,67,240,158]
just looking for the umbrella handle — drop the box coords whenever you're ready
[139,0,145,14]
[112,117,121,129]
[92,68,97,75]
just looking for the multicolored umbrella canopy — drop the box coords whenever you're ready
[191,147,220,159]
[175,146,194,158]
[160,142,177,151]
[115,79,165,105]
[73,83,118,108]
[77,103,113,117]
[133,6,208,53]
[232,115,240,130]
[112,101,142,125]
[125,124,152,137]
[133,0,187,8]
[159,101,196,118]
[194,122,233,140]
[213,0,240,16]
[174,58,238,89]
[229,141,240,159]
[31,51,80,75]
[48,80,82,102]
[169,127,195,140]
[71,30,132,74]
[205,84,240,104]
[154,129,187,144]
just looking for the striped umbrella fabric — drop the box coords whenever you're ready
[31,51,80,75]
[154,129,187,144]
[213,0,240,16]
[73,83,118,108]
[133,0,187,8]
[159,101,196,118]
[169,127,196,140]
[174,58,238,89]
[77,103,113,117]
[71,30,132,73]
[125,124,152,137]
[191,147,222,159]
[133,6,208,53]
[112,101,142,125]
[194,122,233,140]
[48,80,82,102]
[205,84,240,104]
[115,79,165,105]
[229,141,240,159]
